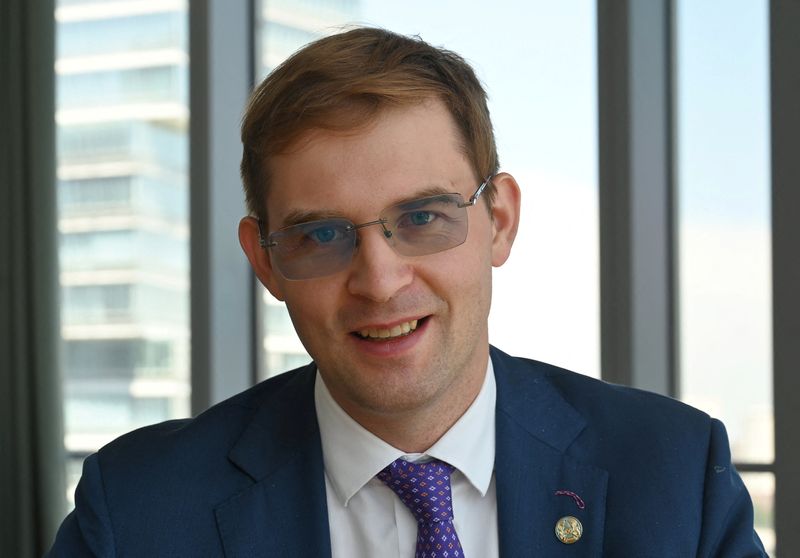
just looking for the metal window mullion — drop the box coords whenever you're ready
[598,0,676,396]
[771,1,800,556]
[733,463,775,474]
[189,0,255,413]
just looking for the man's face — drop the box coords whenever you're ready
[241,99,519,433]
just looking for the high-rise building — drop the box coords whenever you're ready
[56,0,191,499]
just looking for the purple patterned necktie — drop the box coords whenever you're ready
[377,458,465,558]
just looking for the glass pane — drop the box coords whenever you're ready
[741,472,775,556]
[55,0,190,504]
[676,0,773,465]
[255,1,599,380]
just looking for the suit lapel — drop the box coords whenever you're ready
[492,347,608,557]
[214,366,332,558]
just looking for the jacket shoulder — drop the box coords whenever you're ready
[50,364,318,556]
[492,345,711,436]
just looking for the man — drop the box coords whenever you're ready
[48,27,766,557]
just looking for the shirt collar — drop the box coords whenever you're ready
[315,358,496,506]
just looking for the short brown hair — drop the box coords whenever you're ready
[240,27,499,222]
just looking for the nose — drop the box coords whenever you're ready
[346,225,413,302]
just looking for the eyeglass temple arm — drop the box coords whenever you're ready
[257,219,271,248]
[458,175,493,208]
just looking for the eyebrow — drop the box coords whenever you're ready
[277,184,458,230]
[279,209,347,230]
[396,185,454,203]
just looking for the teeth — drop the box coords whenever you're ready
[359,319,419,340]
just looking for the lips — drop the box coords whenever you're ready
[355,318,421,340]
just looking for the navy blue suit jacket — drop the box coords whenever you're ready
[48,347,766,557]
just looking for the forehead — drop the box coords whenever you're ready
[265,100,475,229]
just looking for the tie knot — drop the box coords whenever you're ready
[377,458,456,524]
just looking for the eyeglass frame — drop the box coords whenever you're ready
[257,175,493,278]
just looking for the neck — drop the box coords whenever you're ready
[344,363,487,453]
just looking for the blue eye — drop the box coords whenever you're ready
[406,211,435,226]
[309,225,340,244]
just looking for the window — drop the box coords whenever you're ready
[675,0,774,552]
[55,0,190,505]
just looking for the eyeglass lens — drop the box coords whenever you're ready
[269,193,470,280]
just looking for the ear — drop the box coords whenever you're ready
[488,172,521,267]
[238,216,286,301]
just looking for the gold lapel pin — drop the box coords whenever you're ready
[555,515,583,544]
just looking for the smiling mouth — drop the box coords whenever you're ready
[355,318,422,340]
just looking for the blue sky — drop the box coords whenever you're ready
[677,0,770,226]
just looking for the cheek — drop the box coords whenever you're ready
[459,229,495,306]
[281,282,339,339]
[429,244,493,309]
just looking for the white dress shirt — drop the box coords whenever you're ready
[315,360,499,558]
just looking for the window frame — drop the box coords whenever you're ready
[598,1,798,555]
